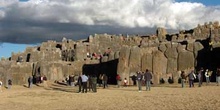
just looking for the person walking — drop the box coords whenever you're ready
[28,76,33,88]
[137,71,143,92]
[144,69,152,91]
[180,71,186,88]
[81,73,88,93]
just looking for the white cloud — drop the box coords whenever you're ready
[0,0,220,37]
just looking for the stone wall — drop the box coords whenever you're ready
[0,21,219,85]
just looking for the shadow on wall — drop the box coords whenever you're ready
[82,59,118,85]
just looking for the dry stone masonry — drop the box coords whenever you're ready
[1,21,220,85]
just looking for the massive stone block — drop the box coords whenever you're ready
[165,47,178,74]
[117,46,130,79]
[178,51,195,71]
[129,46,141,73]
[193,42,204,57]
[141,53,153,72]
[75,43,86,61]
[152,51,167,74]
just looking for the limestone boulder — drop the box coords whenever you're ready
[193,42,204,57]
[129,46,141,73]
[178,51,195,71]
[159,43,167,52]
[117,46,130,76]
[141,53,153,72]
[187,43,194,52]
[165,46,178,74]
[75,43,86,61]
[114,51,120,59]
[152,51,167,74]
[108,52,115,61]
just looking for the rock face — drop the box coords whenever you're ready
[1,21,220,85]
[178,51,195,70]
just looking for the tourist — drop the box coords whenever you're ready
[102,74,108,89]
[81,73,88,93]
[70,74,75,86]
[205,69,210,85]
[88,75,93,91]
[144,69,152,91]
[197,68,203,87]
[28,76,33,88]
[216,68,220,86]
[130,75,137,86]
[77,75,82,93]
[43,75,48,88]
[8,79,12,89]
[91,74,97,92]
[116,74,121,88]
[123,78,128,87]
[168,77,173,84]
[180,71,186,88]
[137,71,143,92]
[188,70,196,88]
[99,74,103,87]
[0,80,2,92]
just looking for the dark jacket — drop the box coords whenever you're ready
[136,73,143,81]
[144,72,152,81]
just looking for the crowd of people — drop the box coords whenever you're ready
[180,67,220,88]
[0,67,220,93]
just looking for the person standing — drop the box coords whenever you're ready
[188,70,195,88]
[28,76,33,88]
[197,68,203,87]
[77,75,82,93]
[88,75,93,91]
[116,74,121,88]
[130,75,137,86]
[102,74,108,88]
[8,79,12,89]
[205,69,210,85]
[137,71,143,92]
[81,73,88,93]
[144,69,152,91]
[180,71,186,88]
[91,74,97,92]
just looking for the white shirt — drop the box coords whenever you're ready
[81,75,88,82]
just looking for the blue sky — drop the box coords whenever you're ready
[176,0,220,6]
[0,0,220,58]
